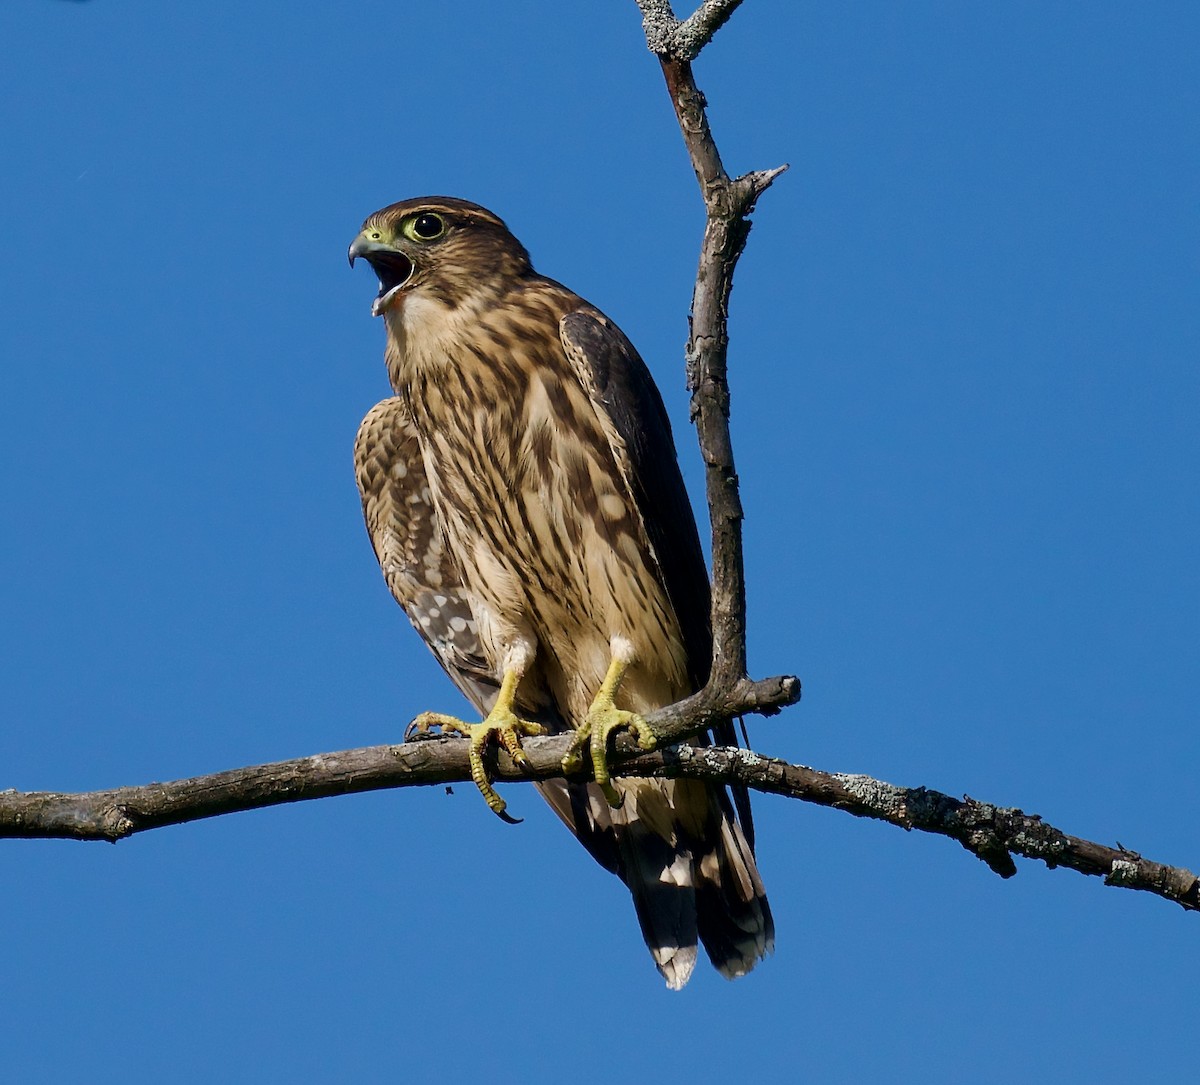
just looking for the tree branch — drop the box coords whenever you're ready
[628,747,1200,912]
[0,677,797,842]
[637,0,788,693]
[3,740,1194,916]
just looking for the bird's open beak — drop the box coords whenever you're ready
[348,235,414,316]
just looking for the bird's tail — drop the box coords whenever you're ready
[536,777,773,989]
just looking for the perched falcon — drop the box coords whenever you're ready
[348,197,772,988]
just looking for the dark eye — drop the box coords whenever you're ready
[410,213,445,240]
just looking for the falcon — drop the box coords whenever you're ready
[348,197,772,988]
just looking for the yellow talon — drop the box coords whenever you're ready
[563,657,657,807]
[406,670,546,822]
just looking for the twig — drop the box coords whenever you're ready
[637,0,789,691]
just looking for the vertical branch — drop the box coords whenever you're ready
[637,2,787,693]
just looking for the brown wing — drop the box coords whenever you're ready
[558,309,756,824]
[354,397,500,711]
[559,308,712,689]
[557,308,774,985]
[355,396,567,727]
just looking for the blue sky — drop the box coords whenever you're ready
[1,0,1197,1080]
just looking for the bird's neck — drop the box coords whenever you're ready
[382,283,505,392]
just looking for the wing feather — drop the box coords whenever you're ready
[557,309,773,979]
[559,309,712,690]
[558,309,757,830]
[354,397,499,710]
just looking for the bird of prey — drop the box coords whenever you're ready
[348,196,772,988]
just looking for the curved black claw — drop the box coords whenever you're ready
[405,712,466,743]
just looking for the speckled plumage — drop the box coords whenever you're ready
[350,196,772,988]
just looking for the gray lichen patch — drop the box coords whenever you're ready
[834,773,908,816]
[733,748,763,768]
[694,746,731,772]
[1008,825,1067,860]
[1107,859,1140,886]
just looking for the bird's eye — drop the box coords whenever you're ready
[404,213,445,241]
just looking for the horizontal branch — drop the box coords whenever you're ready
[3,728,1195,917]
[0,676,798,842]
[636,746,1200,912]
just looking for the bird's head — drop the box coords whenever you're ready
[348,197,532,317]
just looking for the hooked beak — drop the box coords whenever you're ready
[348,235,414,316]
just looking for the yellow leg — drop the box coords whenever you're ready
[407,669,546,823]
[561,657,657,807]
